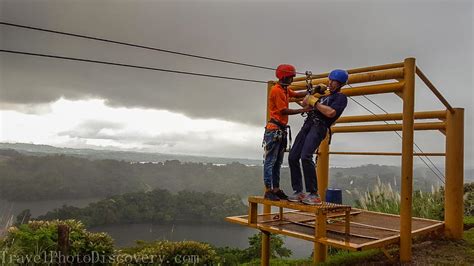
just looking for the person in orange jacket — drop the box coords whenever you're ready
[262,64,312,201]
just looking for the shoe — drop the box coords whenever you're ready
[288,191,306,202]
[273,189,288,200]
[264,191,280,201]
[302,193,322,205]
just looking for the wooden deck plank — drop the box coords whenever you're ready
[226,209,444,251]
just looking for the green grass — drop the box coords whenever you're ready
[240,250,383,266]
[321,249,384,265]
[464,216,474,228]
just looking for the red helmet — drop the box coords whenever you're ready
[276,64,296,80]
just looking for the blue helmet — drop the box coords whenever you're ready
[329,69,349,84]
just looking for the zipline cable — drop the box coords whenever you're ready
[361,94,446,179]
[0,21,305,75]
[348,95,445,184]
[0,49,268,84]
[0,22,448,182]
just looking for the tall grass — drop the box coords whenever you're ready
[353,176,444,220]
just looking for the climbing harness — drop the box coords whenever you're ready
[268,118,292,151]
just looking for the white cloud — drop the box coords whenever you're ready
[0,98,263,158]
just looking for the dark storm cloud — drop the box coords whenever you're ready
[0,0,473,163]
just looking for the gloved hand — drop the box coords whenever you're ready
[302,95,319,107]
[313,83,328,94]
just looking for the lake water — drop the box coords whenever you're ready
[90,223,313,259]
[0,199,313,258]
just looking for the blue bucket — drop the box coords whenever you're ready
[325,188,342,204]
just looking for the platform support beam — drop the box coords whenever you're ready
[261,230,270,266]
[263,81,274,215]
[445,108,464,239]
[400,57,415,262]
[314,212,328,263]
[315,128,330,263]
[316,135,330,200]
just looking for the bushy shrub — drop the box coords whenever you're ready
[354,177,444,220]
[464,183,474,216]
[0,220,114,264]
[117,240,219,265]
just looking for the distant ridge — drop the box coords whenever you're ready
[0,142,262,165]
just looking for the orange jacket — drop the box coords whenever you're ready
[266,83,297,130]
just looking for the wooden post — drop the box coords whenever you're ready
[314,211,327,263]
[249,202,258,225]
[58,224,70,266]
[445,108,464,239]
[345,209,351,240]
[261,230,270,266]
[400,57,415,262]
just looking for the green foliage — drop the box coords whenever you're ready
[0,220,114,260]
[0,152,442,202]
[214,233,292,264]
[37,189,247,226]
[354,177,444,220]
[465,216,474,228]
[464,183,474,216]
[245,233,292,260]
[15,209,31,226]
[213,246,247,265]
[0,154,142,200]
[117,240,219,265]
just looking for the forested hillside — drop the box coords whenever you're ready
[0,149,447,202]
[37,190,246,226]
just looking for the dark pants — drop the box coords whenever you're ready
[263,129,287,189]
[288,120,327,193]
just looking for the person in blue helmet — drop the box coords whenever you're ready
[288,69,349,205]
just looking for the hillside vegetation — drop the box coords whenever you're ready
[36,190,246,226]
[0,150,444,202]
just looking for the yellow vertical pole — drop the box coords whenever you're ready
[314,211,328,263]
[400,57,415,262]
[315,133,329,263]
[317,136,330,200]
[264,81,273,215]
[445,108,464,239]
[261,82,273,266]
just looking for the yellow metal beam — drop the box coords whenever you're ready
[331,122,445,133]
[328,151,445,156]
[289,68,404,90]
[317,136,330,200]
[400,57,416,262]
[263,82,273,215]
[444,108,464,239]
[314,212,328,263]
[416,67,454,113]
[336,110,446,124]
[292,62,404,82]
[290,82,404,102]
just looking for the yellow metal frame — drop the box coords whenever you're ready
[257,58,464,264]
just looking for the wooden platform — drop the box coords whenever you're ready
[226,196,444,251]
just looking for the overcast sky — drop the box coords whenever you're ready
[0,0,473,169]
